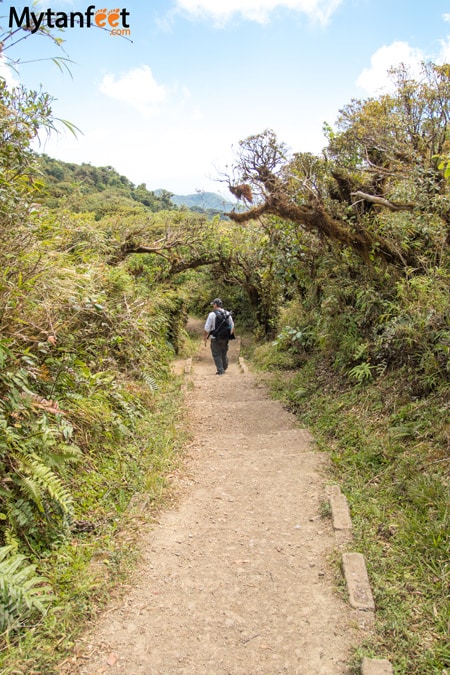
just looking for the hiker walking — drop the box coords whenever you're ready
[204,298,234,375]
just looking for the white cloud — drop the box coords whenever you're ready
[0,57,20,89]
[356,41,425,95]
[40,114,236,195]
[435,14,450,63]
[99,65,167,116]
[438,36,450,63]
[174,0,342,25]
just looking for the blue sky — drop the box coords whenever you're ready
[1,0,449,196]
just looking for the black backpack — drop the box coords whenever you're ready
[210,309,232,339]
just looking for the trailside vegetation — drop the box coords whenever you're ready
[0,79,192,671]
[0,54,448,674]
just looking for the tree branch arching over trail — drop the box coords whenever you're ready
[228,184,409,266]
[225,65,450,268]
[226,187,412,269]
[106,213,224,276]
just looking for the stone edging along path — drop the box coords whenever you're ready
[325,484,393,675]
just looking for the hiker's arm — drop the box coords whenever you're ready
[204,312,214,344]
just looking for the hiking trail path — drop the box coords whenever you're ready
[64,319,365,674]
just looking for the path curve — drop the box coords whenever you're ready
[66,324,359,674]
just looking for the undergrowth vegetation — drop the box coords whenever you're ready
[0,41,449,673]
[0,79,193,672]
[260,354,449,673]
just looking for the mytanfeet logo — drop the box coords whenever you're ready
[9,5,131,37]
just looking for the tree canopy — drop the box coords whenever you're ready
[225,63,450,269]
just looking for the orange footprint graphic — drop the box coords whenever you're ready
[94,8,107,27]
[107,8,121,28]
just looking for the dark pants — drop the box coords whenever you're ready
[210,338,229,374]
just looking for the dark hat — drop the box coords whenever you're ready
[211,298,223,307]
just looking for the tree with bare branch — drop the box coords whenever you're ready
[225,64,450,268]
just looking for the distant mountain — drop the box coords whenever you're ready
[155,190,236,213]
[38,155,239,218]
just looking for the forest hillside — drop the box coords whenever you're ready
[0,60,448,674]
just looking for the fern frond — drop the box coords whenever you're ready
[17,455,73,514]
[17,475,45,513]
[143,374,159,391]
[64,391,84,401]
[0,545,54,632]
[42,443,83,468]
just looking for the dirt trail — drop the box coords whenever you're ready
[67,322,359,674]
